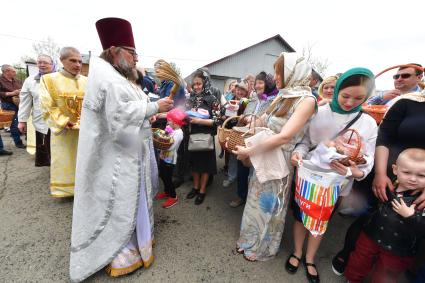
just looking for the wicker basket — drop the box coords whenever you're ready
[218,116,238,148]
[218,114,260,152]
[335,129,365,165]
[0,109,15,128]
[152,128,174,150]
[362,104,388,124]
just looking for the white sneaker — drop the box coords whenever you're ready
[222,179,233,187]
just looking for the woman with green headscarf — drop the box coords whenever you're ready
[286,68,378,283]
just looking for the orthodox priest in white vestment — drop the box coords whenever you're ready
[70,17,173,282]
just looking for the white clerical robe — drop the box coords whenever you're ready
[70,57,159,282]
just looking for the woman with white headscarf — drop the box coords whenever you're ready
[233,52,316,261]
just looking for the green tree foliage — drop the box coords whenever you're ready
[13,64,27,81]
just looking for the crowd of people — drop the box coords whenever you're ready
[1,16,425,283]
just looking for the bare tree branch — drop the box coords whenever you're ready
[302,43,329,77]
[32,37,60,60]
[169,62,181,76]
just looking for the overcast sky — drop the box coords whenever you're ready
[1,0,424,89]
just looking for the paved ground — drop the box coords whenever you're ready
[0,133,401,282]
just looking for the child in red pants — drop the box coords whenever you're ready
[345,148,425,283]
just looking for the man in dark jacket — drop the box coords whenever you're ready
[0,64,24,155]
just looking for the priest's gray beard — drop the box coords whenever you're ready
[117,57,138,81]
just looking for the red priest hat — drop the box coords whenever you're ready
[95,17,135,50]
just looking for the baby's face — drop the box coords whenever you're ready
[393,158,425,191]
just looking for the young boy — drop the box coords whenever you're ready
[345,148,425,283]
[155,108,186,208]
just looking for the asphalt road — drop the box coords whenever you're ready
[0,133,367,283]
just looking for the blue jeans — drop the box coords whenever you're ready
[227,154,237,182]
[1,102,22,145]
[236,160,250,201]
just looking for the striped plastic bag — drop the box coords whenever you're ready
[295,160,349,236]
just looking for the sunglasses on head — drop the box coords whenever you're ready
[393,73,415,80]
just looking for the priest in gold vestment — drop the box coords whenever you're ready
[40,47,87,197]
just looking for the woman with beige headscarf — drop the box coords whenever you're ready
[232,52,316,261]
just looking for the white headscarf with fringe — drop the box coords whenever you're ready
[389,91,425,105]
[279,52,313,98]
[383,91,425,119]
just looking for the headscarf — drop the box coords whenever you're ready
[35,54,57,81]
[382,91,425,120]
[266,53,315,117]
[188,69,215,109]
[277,52,312,98]
[282,52,312,88]
[255,72,278,100]
[318,75,338,99]
[194,69,213,96]
[388,91,425,108]
[330,67,375,114]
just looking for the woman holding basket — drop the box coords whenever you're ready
[232,52,316,262]
[288,68,377,283]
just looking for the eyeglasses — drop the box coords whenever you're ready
[393,73,415,80]
[121,46,138,58]
[37,61,52,65]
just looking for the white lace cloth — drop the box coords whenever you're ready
[309,142,346,169]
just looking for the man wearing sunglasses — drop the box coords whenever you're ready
[368,63,423,105]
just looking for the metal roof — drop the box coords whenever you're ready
[204,34,295,68]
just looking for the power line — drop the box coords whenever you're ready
[0,33,211,63]
[0,33,47,43]
[139,54,209,62]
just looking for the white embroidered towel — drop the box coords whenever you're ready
[246,129,289,183]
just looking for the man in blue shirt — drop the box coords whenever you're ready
[369,63,423,105]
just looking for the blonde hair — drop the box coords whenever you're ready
[397,148,425,165]
[318,75,338,98]
[244,74,255,81]
[224,79,237,92]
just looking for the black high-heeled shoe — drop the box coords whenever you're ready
[303,259,320,283]
[186,188,198,199]
[285,254,301,274]
[194,193,206,205]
